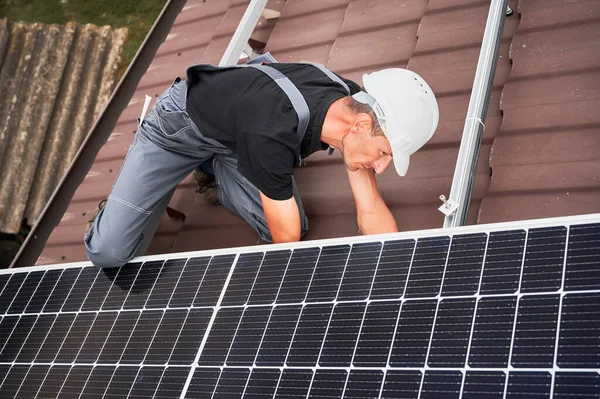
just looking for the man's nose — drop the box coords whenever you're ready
[373,155,392,174]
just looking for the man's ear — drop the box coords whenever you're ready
[352,113,373,135]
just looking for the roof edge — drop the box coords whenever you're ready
[10,0,188,268]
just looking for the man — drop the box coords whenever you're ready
[85,60,439,268]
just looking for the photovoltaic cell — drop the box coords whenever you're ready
[286,304,333,366]
[506,372,552,398]
[128,366,164,398]
[319,302,366,367]
[144,259,186,309]
[480,230,526,294]
[468,297,517,367]
[305,245,350,302]
[276,247,321,304]
[337,242,382,301]
[404,236,451,298]
[103,365,139,397]
[244,368,280,398]
[43,267,81,312]
[213,368,250,397]
[369,239,414,300]
[222,252,264,306]
[275,369,313,397]
[553,372,600,399]
[0,217,599,398]
[186,368,221,398]
[255,305,301,366]
[389,300,437,367]
[154,366,191,399]
[198,308,244,366]
[565,223,600,291]
[62,267,99,312]
[123,260,164,310]
[81,365,116,397]
[15,313,56,363]
[227,306,272,366]
[144,309,187,365]
[557,292,600,368]
[101,262,142,310]
[24,269,62,313]
[441,233,486,296]
[309,369,347,398]
[511,295,560,368]
[0,273,27,314]
[521,226,567,293]
[381,370,422,399]
[247,250,290,305]
[37,365,70,397]
[193,254,236,307]
[462,371,505,399]
[420,370,463,399]
[344,370,384,399]
[353,300,401,367]
[427,298,476,367]
[168,256,210,308]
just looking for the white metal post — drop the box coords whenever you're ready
[218,0,269,66]
[443,0,508,228]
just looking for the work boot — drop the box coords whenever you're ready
[203,186,220,206]
[193,168,220,205]
[85,199,107,234]
[193,168,216,193]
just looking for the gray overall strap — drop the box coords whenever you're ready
[308,63,351,95]
[246,64,310,146]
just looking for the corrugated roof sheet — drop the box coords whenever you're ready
[37,0,600,265]
[0,19,127,235]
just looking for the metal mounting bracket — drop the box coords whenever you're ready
[438,195,459,217]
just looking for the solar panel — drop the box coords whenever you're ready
[0,214,599,398]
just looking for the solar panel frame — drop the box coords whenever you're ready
[0,213,599,398]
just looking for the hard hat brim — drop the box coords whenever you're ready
[393,151,410,177]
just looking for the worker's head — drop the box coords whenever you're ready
[340,68,439,176]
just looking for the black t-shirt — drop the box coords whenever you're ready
[185,63,360,200]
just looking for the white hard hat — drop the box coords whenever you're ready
[353,68,439,176]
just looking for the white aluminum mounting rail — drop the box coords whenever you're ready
[441,0,510,227]
[218,0,268,66]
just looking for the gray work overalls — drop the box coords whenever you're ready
[85,57,350,268]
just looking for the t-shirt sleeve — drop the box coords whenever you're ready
[236,133,296,201]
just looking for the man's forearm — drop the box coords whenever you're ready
[358,201,399,235]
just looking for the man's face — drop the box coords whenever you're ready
[340,130,393,175]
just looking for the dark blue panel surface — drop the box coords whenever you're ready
[480,230,526,295]
[462,371,505,399]
[565,223,600,291]
[221,252,263,306]
[247,250,290,305]
[468,297,517,367]
[305,245,350,302]
[511,295,559,368]
[521,226,566,293]
[441,233,487,296]
[337,242,382,301]
[370,239,414,300]
[389,300,437,367]
[405,236,451,298]
[558,293,600,368]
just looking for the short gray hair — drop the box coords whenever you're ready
[345,95,385,137]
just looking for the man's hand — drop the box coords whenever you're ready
[346,168,398,235]
[260,192,302,243]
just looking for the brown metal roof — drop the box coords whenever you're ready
[0,19,127,235]
[37,0,600,265]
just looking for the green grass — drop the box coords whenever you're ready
[0,0,168,77]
